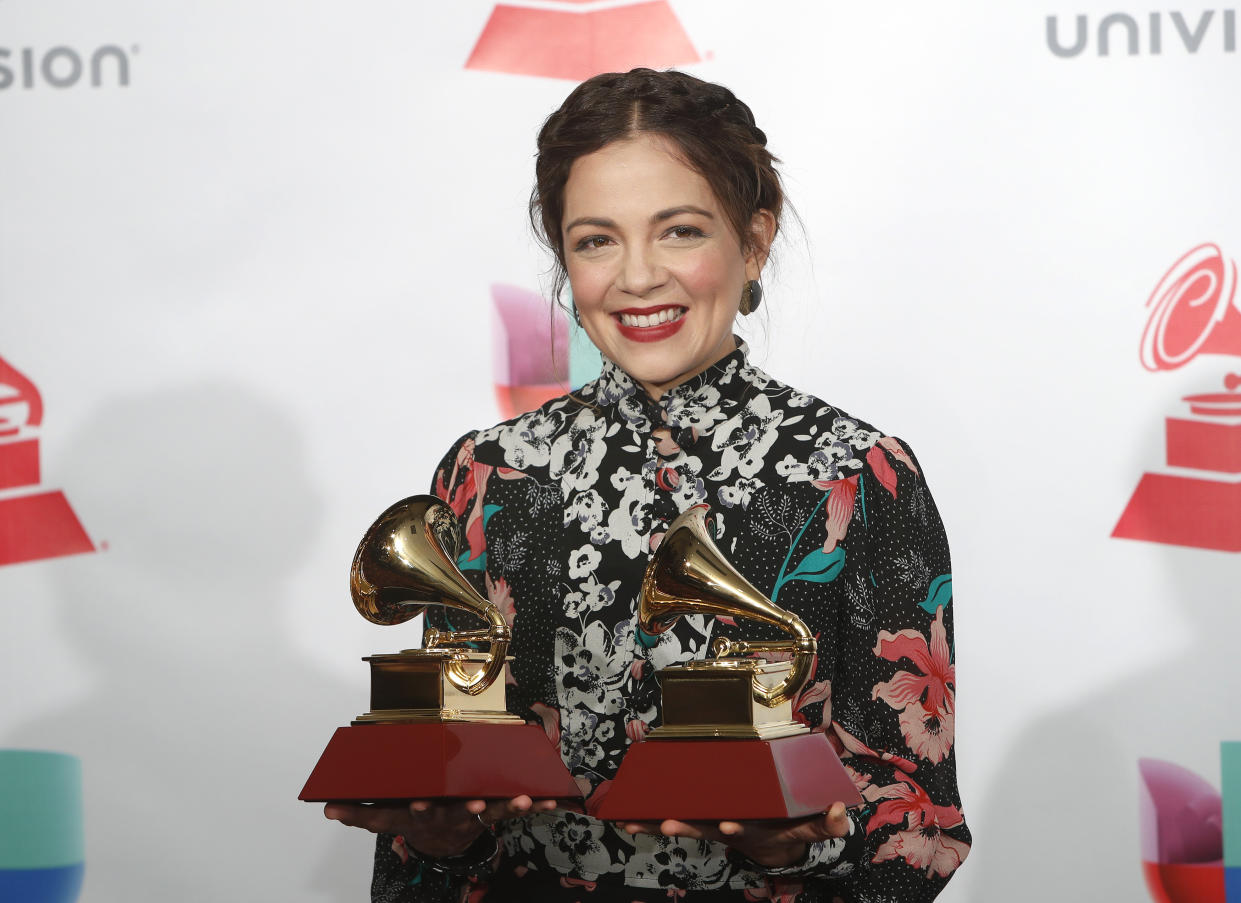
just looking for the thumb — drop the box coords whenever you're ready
[822,801,851,839]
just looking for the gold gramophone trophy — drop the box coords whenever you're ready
[299,495,581,804]
[595,505,862,821]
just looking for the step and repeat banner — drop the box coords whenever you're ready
[2,2,1239,901]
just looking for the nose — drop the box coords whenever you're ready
[616,245,666,297]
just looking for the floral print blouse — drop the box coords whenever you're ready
[371,344,970,902]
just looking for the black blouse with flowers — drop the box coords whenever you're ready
[371,344,970,902]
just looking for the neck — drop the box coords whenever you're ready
[634,336,740,401]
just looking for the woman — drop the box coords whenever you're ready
[328,68,969,902]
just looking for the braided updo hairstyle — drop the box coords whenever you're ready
[531,68,784,301]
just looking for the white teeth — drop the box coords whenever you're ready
[620,308,685,327]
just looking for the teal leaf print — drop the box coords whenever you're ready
[482,504,502,528]
[919,574,952,613]
[775,546,845,592]
[457,550,487,572]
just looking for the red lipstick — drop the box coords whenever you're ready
[613,305,687,343]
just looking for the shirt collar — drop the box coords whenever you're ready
[591,340,758,434]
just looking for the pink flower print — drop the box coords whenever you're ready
[486,574,517,685]
[819,475,858,552]
[878,435,918,475]
[462,462,494,562]
[625,717,650,743]
[652,427,682,458]
[436,440,477,519]
[656,466,681,490]
[866,445,899,498]
[871,606,955,763]
[828,721,918,776]
[868,782,969,878]
[560,876,598,890]
[391,835,410,865]
[874,826,970,879]
[765,879,804,903]
[530,702,561,747]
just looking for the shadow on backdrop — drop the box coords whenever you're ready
[966,534,1240,903]
[3,383,371,902]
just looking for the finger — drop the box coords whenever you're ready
[324,803,398,834]
[618,821,662,835]
[824,801,851,838]
[717,820,744,837]
[659,819,716,841]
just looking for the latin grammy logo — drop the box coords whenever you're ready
[464,0,700,82]
[1113,243,1241,552]
[0,355,94,567]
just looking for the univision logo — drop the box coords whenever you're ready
[0,45,134,90]
[1047,10,1238,56]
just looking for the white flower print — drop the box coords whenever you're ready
[489,407,564,470]
[606,467,652,559]
[665,383,726,432]
[567,542,602,579]
[550,407,611,494]
[533,811,618,877]
[564,488,607,532]
[556,622,626,714]
[564,573,621,617]
[717,476,764,509]
[707,393,784,481]
[830,415,880,450]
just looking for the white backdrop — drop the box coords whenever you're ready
[2,1,1239,900]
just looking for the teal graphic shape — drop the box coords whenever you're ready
[1224,742,1241,902]
[919,574,953,614]
[0,749,84,903]
[0,865,85,903]
[568,313,602,389]
[0,750,83,869]
[775,547,845,592]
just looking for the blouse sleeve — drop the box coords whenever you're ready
[823,436,971,899]
[370,432,484,903]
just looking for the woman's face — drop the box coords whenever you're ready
[561,133,772,399]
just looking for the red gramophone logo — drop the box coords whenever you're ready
[1113,243,1241,552]
[465,0,700,81]
[0,355,94,567]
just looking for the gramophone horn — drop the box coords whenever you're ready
[350,495,509,696]
[639,505,816,708]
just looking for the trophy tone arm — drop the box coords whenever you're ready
[711,632,817,708]
[426,610,511,697]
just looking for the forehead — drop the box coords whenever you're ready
[562,133,720,226]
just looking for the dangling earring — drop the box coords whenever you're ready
[739,279,763,315]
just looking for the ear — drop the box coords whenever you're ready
[743,209,777,281]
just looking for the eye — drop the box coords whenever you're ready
[665,224,706,241]
[572,235,613,252]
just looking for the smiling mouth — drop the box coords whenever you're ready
[616,306,686,328]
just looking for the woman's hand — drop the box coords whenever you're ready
[620,800,851,869]
[324,796,556,859]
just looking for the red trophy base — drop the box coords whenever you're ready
[299,722,582,803]
[593,731,863,822]
[1112,473,1241,552]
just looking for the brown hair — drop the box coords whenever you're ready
[531,68,784,302]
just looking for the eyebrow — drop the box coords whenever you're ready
[563,205,716,234]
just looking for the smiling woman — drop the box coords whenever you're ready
[328,68,970,903]
[560,133,770,398]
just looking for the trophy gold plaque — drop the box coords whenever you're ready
[594,505,863,822]
[299,495,581,804]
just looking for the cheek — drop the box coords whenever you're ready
[566,262,611,313]
[675,250,743,302]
